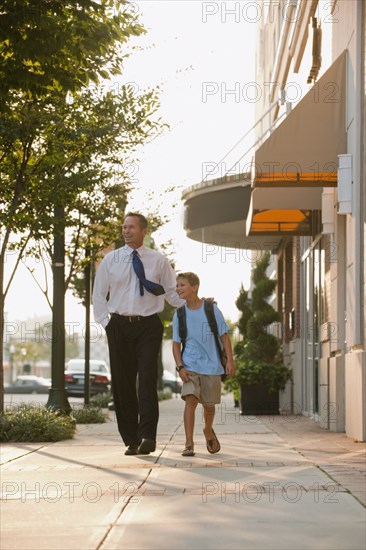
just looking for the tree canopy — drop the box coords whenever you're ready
[0,0,165,411]
[0,0,143,96]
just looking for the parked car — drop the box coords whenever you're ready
[64,359,111,397]
[4,375,51,394]
[162,369,182,394]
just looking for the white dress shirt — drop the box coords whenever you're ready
[93,245,185,328]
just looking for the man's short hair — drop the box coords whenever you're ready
[177,272,200,287]
[124,212,148,229]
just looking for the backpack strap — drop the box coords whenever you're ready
[177,306,187,355]
[203,300,224,365]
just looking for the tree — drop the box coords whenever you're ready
[0,0,155,411]
[0,0,143,96]
[231,252,292,394]
[24,83,164,304]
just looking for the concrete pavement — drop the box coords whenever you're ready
[1,394,365,550]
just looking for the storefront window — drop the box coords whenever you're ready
[301,239,323,417]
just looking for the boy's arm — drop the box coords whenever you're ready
[221,333,236,377]
[172,341,189,382]
[172,341,183,366]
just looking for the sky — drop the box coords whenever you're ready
[5,0,258,327]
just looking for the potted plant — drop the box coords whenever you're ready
[228,252,292,415]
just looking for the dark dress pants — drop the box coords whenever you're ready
[105,314,164,446]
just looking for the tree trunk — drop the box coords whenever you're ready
[0,257,5,413]
[46,206,71,414]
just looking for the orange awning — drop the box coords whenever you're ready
[246,186,322,236]
[247,208,320,236]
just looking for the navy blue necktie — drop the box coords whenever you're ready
[132,250,165,296]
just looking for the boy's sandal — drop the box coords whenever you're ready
[182,445,195,457]
[203,428,221,454]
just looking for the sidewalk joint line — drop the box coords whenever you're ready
[0,445,46,466]
[96,420,184,549]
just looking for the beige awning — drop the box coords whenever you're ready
[247,51,347,237]
[249,187,323,210]
[253,50,347,188]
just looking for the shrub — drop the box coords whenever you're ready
[104,389,172,412]
[72,405,109,424]
[232,358,292,393]
[158,389,172,401]
[90,392,112,408]
[0,404,76,442]
[232,251,293,395]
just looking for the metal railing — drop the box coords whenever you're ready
[201,101,288,184]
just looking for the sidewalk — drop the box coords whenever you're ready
[1,394,365,550]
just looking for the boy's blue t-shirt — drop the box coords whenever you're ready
[172,303,229,375]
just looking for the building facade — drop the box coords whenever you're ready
[182,0,365,441]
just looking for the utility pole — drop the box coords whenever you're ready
[84,247,91,406]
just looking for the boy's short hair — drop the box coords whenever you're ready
[177,272,200,287]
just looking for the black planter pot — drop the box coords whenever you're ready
[239,383,279,415]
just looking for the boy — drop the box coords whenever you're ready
[172,272,235,456]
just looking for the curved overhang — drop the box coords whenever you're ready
[182,173,282,251]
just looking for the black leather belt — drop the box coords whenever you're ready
[111,313,157,323]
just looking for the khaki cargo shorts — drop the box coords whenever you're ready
[181,371,222,405]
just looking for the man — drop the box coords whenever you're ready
[93,212,185,455]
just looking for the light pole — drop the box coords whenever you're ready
[20,347,27,375]
[9,344,15,384]
[84,246,91,406]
